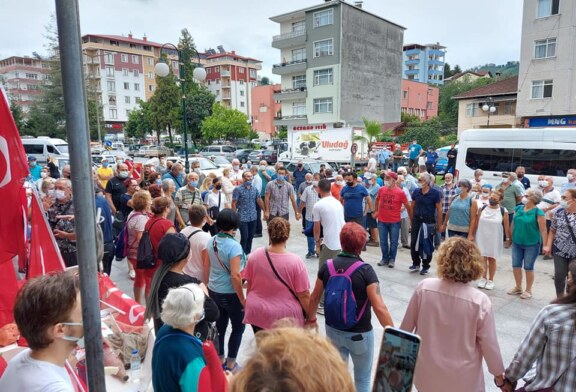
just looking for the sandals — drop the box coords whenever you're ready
[507,287,522,295]
[520,291,532,299]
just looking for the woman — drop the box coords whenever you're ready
[400,237,505,392]
[221,168,235,204]
[229,327,355,392]
[507,188,548,299]
[161,179,186,230]
[148,184,162,198]
[46,155,60,179]
[442,179,478,239]
[204,177,229,236]
[120,178,139,220]
[125,191,151,301]
[470,189,511,290]
[503,260,576,392]
[152,283,228,392]
[308,222,394,392]
[475,184,493,208]
[207,208,246,373]
[148,172,161,186]
[544,188,576,297]
[40,178,56,210]
[146,233,219,340]
[35,167,51,191]
[243,218,310,332]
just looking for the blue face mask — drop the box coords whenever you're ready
[155,179,162,185]
[277,175,286,182]
[244,181,252,187]
[400,181,406,188]
[102,162,109,167]
[189,181,199,188]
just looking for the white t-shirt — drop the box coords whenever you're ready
[367,158,377,171]
[181,226,212,281]
[312,195,345,251]
[0,349,74,392]
[418,156,426,166]
[537,187,562,220]
[204,191,227,210]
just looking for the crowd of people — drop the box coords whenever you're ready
[4,145,576,391]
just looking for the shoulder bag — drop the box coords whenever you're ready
[208,192,222,220]
[264,248,307,318]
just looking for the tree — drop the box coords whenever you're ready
[186,87,215,148]
[125,101,153,141]
[87,98,103,141]
[260,76,270,86]
[443,63,452,79]
[277,126,287,139]
[453,65,462,75]
[438,77,495,129]
[401,112,421,125]
[201,103,250,142]
[9,100,26,133]
[149,58,181,145]
[354,118,392,150]
[398,123,441,150]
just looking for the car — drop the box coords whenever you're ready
[101,150,132,161]
[281,159,334,176]
[234,149,253,163]
[198,145,237,161]
[248,149,265,163]
[435,145,458,175]
[211,156,233,169]
[144,145,173,158]
[248,149,278,164]
[136,145,153,157]
[191,157,224,178]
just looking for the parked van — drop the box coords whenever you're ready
[21,137,69,165]
[455,128,576,188]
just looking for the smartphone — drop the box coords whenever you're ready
[372,327,421,392]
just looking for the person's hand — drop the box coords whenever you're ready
[224,370,234,383]
[500,378,517,392]
[305,319,318,331]
[53,229,68,239]
[295,212,301,221]
[239,297,246,308]
[467,234,474,241]
[543,245,552,256]
[315,241,321,255]
[264,212,269,220]
[371,211,377,218]
[504,240,512,249]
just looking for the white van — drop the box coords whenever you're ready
[21,137,70,166]
[455,128,576,188]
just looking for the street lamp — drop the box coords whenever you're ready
[155,43,206,173]
[482,97,496,127]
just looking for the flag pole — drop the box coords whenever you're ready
[54,0,106,390]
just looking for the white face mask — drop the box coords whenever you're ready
[336,181,344,186]
[567,174,574,181]
[521,196,529,205]
[55,190,66,200]
[560,200,571,209]
[538,180,548,188]
[481,191,490,198]
[62,322,84,348]
[41,172,48,178]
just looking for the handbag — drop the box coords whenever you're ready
[264,248,307,319]
[208,192,222,220]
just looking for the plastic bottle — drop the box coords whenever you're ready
[130,349,141,384]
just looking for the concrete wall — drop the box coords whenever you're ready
[340,4,404,125]
[401,79,439,120]
[251,84,281,136]
[457,98,519,136]
[306,4,341,69]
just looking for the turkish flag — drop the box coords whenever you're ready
[0,255,19,326]
[28,193,65,278]
[125,160,142,180]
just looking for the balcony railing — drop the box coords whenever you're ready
[272,58,307,68]
[221,70,231,77]
[272,29,306,42]
[275,114,307,120]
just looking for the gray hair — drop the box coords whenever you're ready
[420,172,433,185]
[474,169,483,176]
[526,188,544,204]
[162,178,174,193]
[397,166,407,175]
[508,172,518,181]
[458,179,472,191]
[55,178,72,189]
[160,283,205,329]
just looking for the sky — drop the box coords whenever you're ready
[0,0,523,81]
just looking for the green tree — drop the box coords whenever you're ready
[87,98,103,141]
[438,77,495,128]
[149,58,181,145]
[443,63,452,79]
[401,112,421,125]
[125,101,153,141]
[453,65,462,75]
[186,87,215,148]
[201,103,250,142]
[9,100,26,133]
[260,76,270,86]
[354,118,392,150]
[398,122,441,149]
[277,126,287,139]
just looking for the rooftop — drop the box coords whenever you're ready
[82,33,163,48]
[445,70,492,82]
[403,43,446,51]
[452,76,519,100]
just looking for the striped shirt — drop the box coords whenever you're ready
[300,184,319,221]
[506,304,576,391]
[265,179,294,216]
[440,184,457,214]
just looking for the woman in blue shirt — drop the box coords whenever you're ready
[442,179,478,239]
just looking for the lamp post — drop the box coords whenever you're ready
[482,97,496,127]
[155,43,206,173]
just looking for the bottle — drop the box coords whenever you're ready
[130,349,141,384]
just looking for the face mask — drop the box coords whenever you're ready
[62,322,84,348]
[233,165,240,170]
[568,174,574,181]
[521,196,529,205]
[384,180,392,187]
[116,160,122,165]
[155,179,162,185]
[260,165,266,171]
[400,181,406,188]
[118,171,129,179]
[102,162,109,167]
[244,181,252,187]
[502,178,510,184]
[346,181,354,187]
[277,175,286,182]
[337,181,344,186]
[312,181,318,186]
[41,172,48,178]
[488,198,498,206]
[55,190,66,200]
[445,179,452,185]
[189,181,199,188]
[194,168,201,174]
[48,189,56,197]
[215,185,222,190]
[481,191,490,198]
[454,187,461,195]
[560,200,571,209]
[538,180,548,188]
[30,161,37,167]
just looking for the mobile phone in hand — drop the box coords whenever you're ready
[372,327,420,392]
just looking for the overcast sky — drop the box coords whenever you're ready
[1,0,523,81]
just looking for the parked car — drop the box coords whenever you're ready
[435,145,458,175]
[234,149,253,163]
[211,156,232,169]
[191,157,224,178]
[199,145,237,161]
[144,145,173,158]
[136,145,153,157]
[281,159,333,177]
[101,150,132,161]
[248,149,265,163]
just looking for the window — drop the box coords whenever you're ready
[106,67,114,77]
[25,73,38,80]
[292,102,306,116]
[121,54,128,63]
[148,85,154,92]
[240,102,245,107]
[133,69,139,77]
[314,9,334,27]
[216,79,220,84]
[107,81,116,92]
[239,67,245,74]
[402,90,408,99]
[531,79,553,98]
[313,69,333,86]
[537,0,560,18]
[108,96,116,105]
[313,98,333,113]
[428,88,433,96]
[314,39,333,57]
[134,83,140,91]
[109,108,117,119]
[427,102,433,109]
[131,55,139,64]
[292,48,306,62]
[126,110,131,117]
[466,103,477,117]
[23,144,44,154]
[292,75,306,89]
[249,69,256,78]
[240,80,244,85]
[124,82,129,90]
[207,68,211,74]
[147,72,154,79]
[292,20,305,32]
[122,68,129,76]
[125,96,130,104]
[534,38,556,58]
[504,101,514,115]
[240,90,245,96]
[146,57,153,65]
[104,52,114,65]
[215,89,220,96]
[135,97,142,103]
[214,66,220,73]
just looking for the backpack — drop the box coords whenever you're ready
[324,259,369,330]
[136,219,161,269]
[114,213,140,260]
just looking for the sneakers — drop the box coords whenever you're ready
[419,268,429,275]
[477,278,487,289]
[520,291,532,299]
[305,253,315,259]
[317,305,324,315]
[366,240,379,247]
[377,260,389,267]
[388,260,395,268]
[409,265,420,273]
[224,362,241,374]
[543,255,553,260]
[402,245,411,249]
[484,280,495,290]
[507,287,523,295]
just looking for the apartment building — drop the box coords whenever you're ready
[400,80,439,120]
[251,84,282,137]
[517,0,576,127]
[0,56,51,113]
[270,0,404,129]
[402,43,446,86]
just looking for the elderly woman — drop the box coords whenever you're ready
[126,190,152,303]
[161,179,185,230]
[243,218,310,332]
[152,283,228,392]
[401,237,505,392]
[507,188,548,299]
[503,260,576,391]
[221,168,235,204]
[442,179,478,239]
[308,222,394,392]
[544,188,576,297]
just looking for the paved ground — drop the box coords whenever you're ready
[110,215,556,391]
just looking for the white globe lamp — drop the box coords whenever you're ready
[155,62,170,77]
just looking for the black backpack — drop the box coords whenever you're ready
[137,219,161,269]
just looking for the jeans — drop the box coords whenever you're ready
[392,161,400,172]
[511,242,540,271]
[378,221,401,262]
[306,221,315,255]
[239,220,256,255]
[208,290,246,360]
[553,255,576,295]
[447,230,468,238]
[255,203,262,235]
[325,326,374,392]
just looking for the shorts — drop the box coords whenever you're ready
[365,214,378,229]
[345,216,364,226]
[511,242,540,271]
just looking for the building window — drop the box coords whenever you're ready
[293,102,306,116]
[124,82,129,90]
[215,90,220,96]
[108,95,116,105]
[313,69,333,86]
[214,66,220,73]
[534,38,556,58]
[249,69,256,78]
[292,75,306,89]
[313,98,333,113]
[292,20,306,32]
[132,55,139,64]
[135,97,142,103]
[133,69,139,77]
[134,83,140,91]
[466,103,477,117]
[121,54,128,63]
[240,80,244,85]
[104,52,114,65]
[126,110,131,117]
[537,0,560,18]
[123,68,129,76]
[240,102,245,108]
[292,48,306,62]
[148,85,154,92]
[106,67,114,77]
[125,96,130,104]
[109,108,117,119]
[147,57,153,65]
[504,101,514,115]
[147,72,153,79]
[240,90,245,96]
[107,81,116,92]
[25,73,38,80]
[531,79,553,98]
[216,79,220,84]
[427,102,433,109]
[314,39,334,57]
[314,9,334,27]
[402,90,408,99]
[428,88,433,95]
[239,67,245,74]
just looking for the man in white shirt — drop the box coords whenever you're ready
[0,272,82,392]
[181,205,212,284]
[230,159,244,186]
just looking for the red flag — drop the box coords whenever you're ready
[0,256,19,326]
[28,193,65,278]
[0,90,29,263]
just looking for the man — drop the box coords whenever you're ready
[293,160,310,194]
[496,172,524,225]
[174,172,202,225]
[28,156,42,181]
[0,272,82,391]
[324,168,335,182]
[313,179,345,314]
[104,163,129,216]
[298,173,314,230]
[409,173,442,275]
[364,174,381,247]
[300,173,321,258]
[191,160,206,186]
[368,151,378,172]
[256,160,273,237]
[516,166,531,190]
[424,146,439,175]
[97,158,114,189]
[440,173,458,231]
[47,178,77,267]
[319,163,326,179]
[230,159,244,186]
[331,174,345,201]
[181,205,212,284]
[377,147,391,170]
[536,175,561,238]
[96,190,114,276]
[408,139,422,174]
[372,171,412,268]
[139,162,155,189]
[470,168,486,188]
[561,168,576,192]
[397,166,417,193]
[341,172,373,225]
[61,165,71,180]
[397,175,412,249]
[444,144,457,178]
[162,162,184,190]
[264,166,300,222]
[392,144,403,172]
[232,171,264,254]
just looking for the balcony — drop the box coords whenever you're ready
[273,114,308,126]
[221,70,231,77]
[273,87,307,101]
[272,59,307,76]
[405,69,419,75]
[272,29,307,49]
[404,48,421,56]
[405,59,420,66]
[427,58,444,66]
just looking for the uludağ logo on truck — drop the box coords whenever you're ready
[321,140,349,150]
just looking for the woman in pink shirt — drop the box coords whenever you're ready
[400,237,506,392]
[243,218,311,332]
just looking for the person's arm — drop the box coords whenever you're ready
[399,286,420,332]
[166,227,176,234]
[299,200,306,215]
[201,248,210,285]
[537,213,548,253]
[229,255,245,306]
[314,221,322,254]
[231,199,237,212]
[468,199,478,241]
[264,189,271,220]
[366,283,394,327]
[365,195,374,212]
[296,290,310,318]
[544,222,555,256]
[256,195,264,210]
[307,278,324,325]
[371,194,379,217]
[174,189,183,208]
[105,192,116,214]
[503,211,512,248]
[290,193,300,220]
[405,199,413,222]
[53,229,76,241]
[174,208,185,229]
[477,305,505,378]
[436,201,443,231]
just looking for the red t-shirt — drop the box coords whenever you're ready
[145,216,175,261]
[377,186,408,223]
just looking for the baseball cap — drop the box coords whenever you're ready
[385,171,398,180]
[28,155,37,162]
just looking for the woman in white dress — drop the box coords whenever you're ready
[469,189,511,290]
